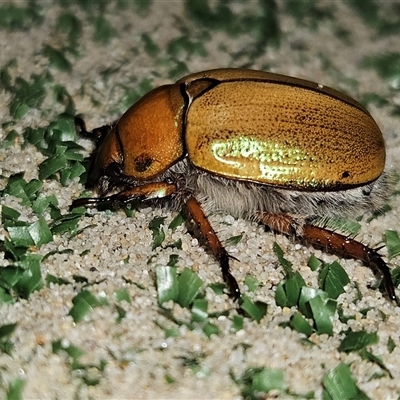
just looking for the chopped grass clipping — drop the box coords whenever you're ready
[156,266,179,304]
[6,377,25,400]
[319,261,350,299]
[299,288,336,336]
[385,230,400,259]
[338,329,378,352]
[235,367,287,399]
[149,216,166,249]
[322,363,371,400]
[239,295,267,323]
[275,271,306,308]
[0,323,17,356]
[69,290,106,323]
[156,266,203,308]
[0,254,44,300]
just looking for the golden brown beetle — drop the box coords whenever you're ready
[72,68,397,302]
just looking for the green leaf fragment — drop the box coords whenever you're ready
[387,336,396,353]
[6,378,25,400]
[322,363,371,400]
[114,288,131,303]
[52,338,85,359]
[149,216,166,249]
[244,275,260,292]
[290,312,313,336]
[177,268,203,308]
[208,282,225,295]
[156,266,179,304]
[46,274,70,286]
[2,129,19,148]
[0,323,17,339]
[225,233,243,246]
[4,174,42,206]
[27,218,53,246]
[275,271,306,308]
[359,348,393,378]
[202,321,219,338]
[32,194,58,215]
[0,254,43,299]
[56,12,83,49]
[191,298,208,322]
[50,213,83,236]
[93,15,115,44]
[319,261,350,299]
[239,367,286,397]
[69,290,103,323]
[168,213,185,231]
[230,315,244,333]
[38,151,68,180]
[308,254,323,271]
[308,296,336,336]
[7,218,52,247]
[7,74,48,119]
[239,295,267,322]
[385,230,400,259]
[338,329,378,352]
[167,254,179,267]
[42,45,72,72]
[253,367,286,393]
[273,242,293,278]
[0,323,17,355]
[141,33,159,57]
[0,3,42,31]
[298,287,327,318]
[2,206,21,222]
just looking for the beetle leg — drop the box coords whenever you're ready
[185,196,241,299]
[71,181,177,208]
[256,212,397,303]
[74,116,114,141]
[302,224,397,303]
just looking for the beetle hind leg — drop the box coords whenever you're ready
[302,224,397,303]
[256,212,398,304]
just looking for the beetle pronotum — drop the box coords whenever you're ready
[72,68,397,303]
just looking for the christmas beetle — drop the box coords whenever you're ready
[72,68,397,303]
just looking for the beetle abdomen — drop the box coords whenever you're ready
[185,80,385,190]
[162,159,389,222]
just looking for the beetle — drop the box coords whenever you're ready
[71,68,397,303]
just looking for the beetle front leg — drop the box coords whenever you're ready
[71,181,177,208]
[185,196,241,300]
[256,212,398,303]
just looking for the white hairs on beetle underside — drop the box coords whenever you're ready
[195,168,387,212]
[157,159,391,227]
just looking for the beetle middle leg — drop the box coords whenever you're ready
[185,196,241,299]
[72,186,241,299]
[256,212,398,303]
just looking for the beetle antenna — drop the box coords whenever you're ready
[74,116,113,141]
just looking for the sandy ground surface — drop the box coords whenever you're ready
[1,1,400,399]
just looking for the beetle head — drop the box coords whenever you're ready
[90,84,186,194]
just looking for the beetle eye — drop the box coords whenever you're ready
[134,154,153,172]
